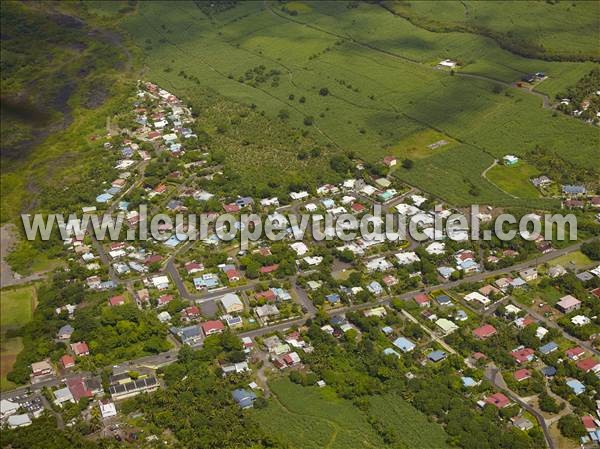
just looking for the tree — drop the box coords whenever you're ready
[558,414,586,438]
[581,239,600,260]
[401,159,414,169]
[538,391,560,413]
[319,87,329,96]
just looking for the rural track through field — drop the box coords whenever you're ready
[265,2,554,111]
[480,159,520,199]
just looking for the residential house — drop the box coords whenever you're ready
[414,293,430,308]
[60,355,75,369]
[31,360,53,377]
[428,350,447,363]
[71,341,90,357]
[232,389,257,409]
[519,268,538,282]
[539,342,558,355]
[393,337,416,353]
[220,293,244,313]
[201,320,225,336]
[513,369,532,382]
[473,324,497,340]
[171,325,203,346]
[57,324,74,340]
[556,295,581,313]
[510,347,535,364]
[485,392,511,409]
[108,295,126,307]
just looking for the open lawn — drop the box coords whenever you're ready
[485,162,541,199]
[110,0,598,207]
[0,337,23,391]
[547,250,594,271]
[253,378,450,449]
[0,285,36,391]
[0,285,36,328]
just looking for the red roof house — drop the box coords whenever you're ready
[485,392,511,409]
[472,324,497,340]
[582,415,598,432]
[183,306,200,319]
[510,347,535,364]
[414,293,430,307]
[513,368,532,382]
[225,269,241,282]
[566,347,585,361]
[256,290,276,302]
[577,358,599,373]
[70,341,90,357]
[157,294,174,307]
[260,264,279,274]
[201,320,225,336]
[60,355,75,369]
[108,295,125,307]
[351,203,366,213]
[223,203,240,213]
[67,377,93,401]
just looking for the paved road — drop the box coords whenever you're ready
[485,365,555,449]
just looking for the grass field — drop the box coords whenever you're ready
[0,285,36,390]
[253,378,450,449]
[108,1,598,207]
[383,1,600,62]
[486,162,541,199]
[547,250,594,271]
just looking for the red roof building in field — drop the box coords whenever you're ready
[485,392,511,409]
[472,324,497,340]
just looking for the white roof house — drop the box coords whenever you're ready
[290,191,309,201]
[439,59,457,68]
[8,414,31,429]
[464,292,491,306]
[152,275,170,290]
[365,257,392,272]
[100,400,117,419]
[436,318,459,334]
[0,399,19,419]
[425,242,445,255]
[290,242,309,256]
[395,252,420,265]
[220,293,244,313]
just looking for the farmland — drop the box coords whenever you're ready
[108,0,598,207]
[0,285,36,390]
[382,1,600,62]
[486,161,541,199]
[253,378,451,449]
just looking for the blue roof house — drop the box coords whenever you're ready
[435,295,452,306]
[461,376,477,388]
[428,350,447,363]
[539,342,559,355]
[367,281,383,296]
[566,379,585,396]
[232,389,257,409]
[393,337,416,353]
[383,348,401,358]
[326,293,341,304]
